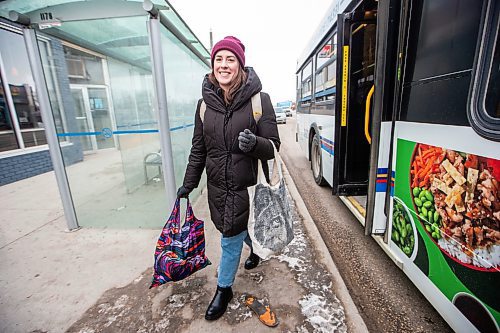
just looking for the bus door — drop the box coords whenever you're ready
[333,8,377,196]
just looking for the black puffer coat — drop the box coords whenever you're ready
[183,67,280,236]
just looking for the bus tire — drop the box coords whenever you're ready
[311,133,327,186]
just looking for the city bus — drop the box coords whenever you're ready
[295,0,499,332]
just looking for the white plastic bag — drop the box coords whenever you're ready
[248,141,293,259]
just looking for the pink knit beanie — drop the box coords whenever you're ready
[211,36,245,68]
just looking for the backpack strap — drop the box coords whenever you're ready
[200,101,207,123]
[251,93,262,124]
[199,93,262,124]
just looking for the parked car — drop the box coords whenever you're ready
[283,108,292,117]
[274,107,287,124]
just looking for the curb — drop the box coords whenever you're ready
[281,162,369,333]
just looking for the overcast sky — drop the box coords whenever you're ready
[168,0,333,104]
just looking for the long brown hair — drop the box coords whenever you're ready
[209,69,247,106]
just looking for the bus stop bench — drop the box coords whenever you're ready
[143,151,162,184]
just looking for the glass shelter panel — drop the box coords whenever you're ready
[70,88,93,151]
[160,25,209,200]
[107,58,159,193]
[87,87,114,149]
[38,39,67,137]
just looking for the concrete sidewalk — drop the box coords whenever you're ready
[0,164,367,332]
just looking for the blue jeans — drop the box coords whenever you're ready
[217,230,253,288]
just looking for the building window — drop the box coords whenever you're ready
[0,28,47,151]
[0,25,70,153]
[469,0,500,141]
[0,75,19,151]
[64,46,105,85]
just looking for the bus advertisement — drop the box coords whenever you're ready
[295,0,499,332]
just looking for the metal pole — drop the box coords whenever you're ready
[209,29,213,51]
[365,0,390,238]
[23,27,79,230]
[147,16,177,208]
[143,0,210,66]
[0,52,25,149]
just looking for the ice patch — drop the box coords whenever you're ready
[276,254,305,271]
[167,294,187,308]
[238,310,253,321]
[105,315,118,327]
[78,328,95,333]
[229,299,241,310]
[299,293,346,333]
[155,317,170,330]
[249,272,264,284]
[297,324,309,332]
[112,295,129,310]
[97,303,111,314]
[322,282,333,292]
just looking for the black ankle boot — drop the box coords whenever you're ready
[244,252,260,270]
[205,286,233,320]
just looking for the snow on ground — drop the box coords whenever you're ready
[272,193,347,332]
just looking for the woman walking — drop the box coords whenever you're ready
[176,36,280,320]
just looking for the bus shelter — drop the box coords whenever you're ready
[0,0,210,229]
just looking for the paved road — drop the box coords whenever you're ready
[277,116,453,333]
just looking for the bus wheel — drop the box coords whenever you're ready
[311,134,327,186]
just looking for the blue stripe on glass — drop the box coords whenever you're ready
[113,129,159,135]
[58,131,100,137]
[170,123,194,131]
[57,123,195,137]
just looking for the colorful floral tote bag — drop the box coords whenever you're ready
[150,198,211,288]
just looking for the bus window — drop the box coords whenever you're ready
[469,0,500,141]
[315,35,337,95]
[316,38,335,68]
[302,61,312,79]
[302,79,312,99]
[301,60,313,100]
[325,61,336,89]
[484,22,499,119]
[400,0,482,127]
[315,67,325,93]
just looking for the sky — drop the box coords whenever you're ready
[168,0,333,104]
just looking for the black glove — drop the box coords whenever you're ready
[238,129,257,153]
[176,185,192,198]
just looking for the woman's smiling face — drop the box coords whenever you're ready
[213,49,240,91]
